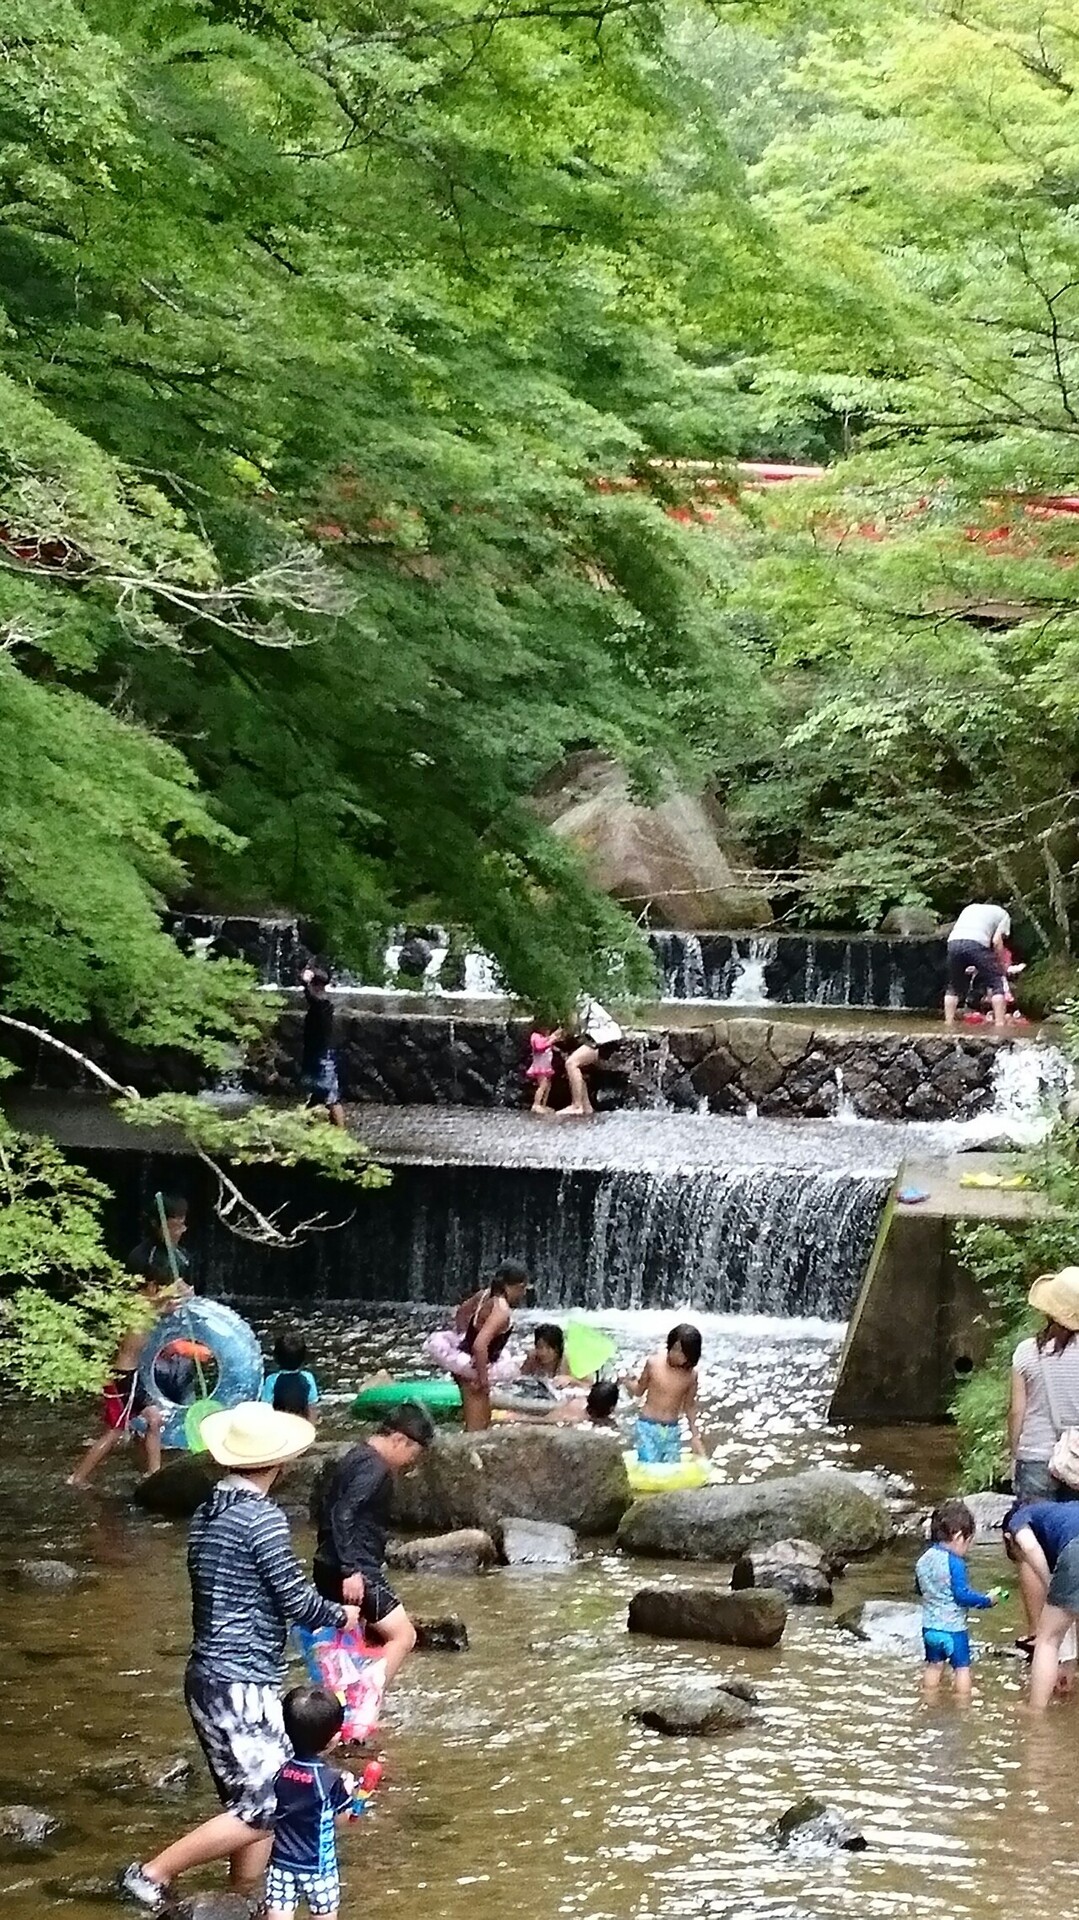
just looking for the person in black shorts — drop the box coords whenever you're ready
[312,1402,435,1687]
[943,902,1011,1031]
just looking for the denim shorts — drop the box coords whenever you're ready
[1048,1539,1079,1614]
[1014,1459,1058,1501]
[303,1051,340,1107]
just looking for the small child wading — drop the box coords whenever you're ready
[625,1323,705,1464]
[915,1500,998,1699]
[266,1687,353,1920]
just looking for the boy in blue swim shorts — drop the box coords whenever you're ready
[625,1323,706,1465]
[915,1499,998,1699]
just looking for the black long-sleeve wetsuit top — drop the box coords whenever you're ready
[312,1443,393,1597]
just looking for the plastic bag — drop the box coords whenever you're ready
[295,1625,387,1743]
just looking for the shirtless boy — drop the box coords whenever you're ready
[67,1198,192,1489]
[624,1323,705,1463]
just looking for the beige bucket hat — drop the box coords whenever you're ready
[200,1401,316,1470]
[1028,1268,1079,1333]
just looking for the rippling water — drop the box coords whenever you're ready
[0,1309,1068,1920]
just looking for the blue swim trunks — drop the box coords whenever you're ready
[637,1417,682,1466]
[923,1628,972,1670]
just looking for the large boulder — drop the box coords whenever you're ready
[393,1428,631,1536]
[628,1585,786,1648]
[632,1683,758,1736]
[386,1529,496,1574]
[531,750,771,930]
[618,1471,892,1562]
[132,1454,221,1519]
[730,1539,835,1606]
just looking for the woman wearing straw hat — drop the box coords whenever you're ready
[1008,1270,1079,1651]
[1009,1270,1079,1502]
[120,1403,361,1913]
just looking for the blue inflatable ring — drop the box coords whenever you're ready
[138,1298,263,1449]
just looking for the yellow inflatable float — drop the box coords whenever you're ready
[623,1450,716,1494]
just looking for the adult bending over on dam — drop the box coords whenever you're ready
[943,902,1011,1033]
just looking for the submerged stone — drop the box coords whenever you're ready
[771,1795,866,1852]
[414,1615,469,1651]
[12,1560,84,1590]
[632,1684,757,1736]
[836,1599,923,1655]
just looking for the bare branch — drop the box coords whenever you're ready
[0,1016,350,1248]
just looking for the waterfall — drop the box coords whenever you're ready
[723,936,777,1005]
[202,1160,889,1319]
[652,932,776,1005]
[957,1042,1075,1148]
[462,951,505,996]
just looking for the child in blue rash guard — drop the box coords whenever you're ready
[266,1686,353,1920]
[915,1499,998,1698]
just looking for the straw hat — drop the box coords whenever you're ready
[1028,1268,1079,1333]
[200,1401,316,1470]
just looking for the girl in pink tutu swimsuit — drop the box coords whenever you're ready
[425,1261,530,1430]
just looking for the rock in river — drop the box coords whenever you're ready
[497,1519,577,1567]
[617,1470,892,1562]
[11,1559,85,1590]
[386,1529,496,1574]
[133,1453,221,1519]
[730,1539,834,1605]
[414,1615,469,1651]
[771,1795,866,1852]
[393,1427,630,1536]
[836,1599,923,1656]
[0,1805,60,1857]
[628,1585,786,1647]
[632,1683,758,1736]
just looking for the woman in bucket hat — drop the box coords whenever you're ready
[1009,1270,1079,1502]
[1007,1270,1079,1659]
[121,1404,361,1913]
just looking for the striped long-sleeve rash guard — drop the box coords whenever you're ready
[187,1479,346,1686]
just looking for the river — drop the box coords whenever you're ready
[1,1307,1071,1920]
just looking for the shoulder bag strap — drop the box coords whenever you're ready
[1038,1345,1065,1437]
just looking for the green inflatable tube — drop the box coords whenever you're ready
[351,1378,462,1419]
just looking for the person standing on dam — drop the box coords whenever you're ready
[943,902,1011,1032]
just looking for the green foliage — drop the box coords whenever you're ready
[690,0,1079,936]
[1014,959,1079,1023]
[0,0,777,1009]
[0,1111,139,1396]
[120,1096,390,1189]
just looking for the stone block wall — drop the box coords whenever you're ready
[252,1006,1004,1123]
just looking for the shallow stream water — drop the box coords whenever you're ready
[1,1308,1072,1920]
